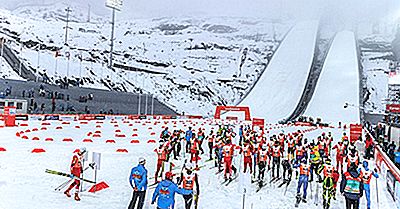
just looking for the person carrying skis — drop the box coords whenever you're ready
[241,140,254,174]
[358,161,379,209]
[294,158,310,204]
[222,139,237,181]
[318,158,335,209]
[151,172,191,209]
[64,147,86,201]
[128,157,148,209]
[271,140,282,178]
[332,141,346,173]
[340,164,363,209]
[178,163,200,209]
[154,142,168,183]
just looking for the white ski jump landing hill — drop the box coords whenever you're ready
[240,21,318,122]
[304,31,360,124]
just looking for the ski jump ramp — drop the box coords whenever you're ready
[304,31,360,124]
[240,21,318,122]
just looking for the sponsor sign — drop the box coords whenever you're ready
[386,104,400,113]
[44,115,60,120]
[15,115,28,120]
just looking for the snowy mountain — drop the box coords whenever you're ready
[0,2,291,116]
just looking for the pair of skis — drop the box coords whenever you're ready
[45,169,96,184]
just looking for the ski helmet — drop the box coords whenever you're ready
[79,147,87,154]
[139,157,146,165]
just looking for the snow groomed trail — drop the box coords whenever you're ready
[304,31,360,124]
[240,21,318,122]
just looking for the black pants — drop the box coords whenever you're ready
[345,198,359,209]
[208,142,213,159]
[128,190,145,209]
[183,194,193,209]
[186,140,191,153]
[258,161,266,180]
[272,157,280,177]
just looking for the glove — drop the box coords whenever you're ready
[89,162,96,169]
[374,168,378,173]
[134,187,138,191]
[151,201,155,205]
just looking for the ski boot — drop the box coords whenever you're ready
[302,197,307,203]
[74,193,81,201]
[64,190,71,198]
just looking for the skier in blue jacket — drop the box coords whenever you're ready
[152,171,191,209]
[185,127,193,153]
[357,161,378,209]
[128,157,148,209]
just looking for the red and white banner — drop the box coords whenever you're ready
[350,124,362,142]
[387,104,400,113]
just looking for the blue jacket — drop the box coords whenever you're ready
[152,180,191,209]
[129,164,148,191]
[185,130,193,141]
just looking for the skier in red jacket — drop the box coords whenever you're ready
[64,147,86,201]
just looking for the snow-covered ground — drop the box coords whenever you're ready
[304,31,360,124]
[0,2,292,116]
[240,21,318,122]
[0,118,396,209]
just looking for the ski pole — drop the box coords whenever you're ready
[55,179,72,191]
[376,177,379,209]
[242,188,246,209]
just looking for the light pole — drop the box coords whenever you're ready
[64,7,72,45]
[151,94,154,115]
[106,0,123,79]
[36,44,40,82]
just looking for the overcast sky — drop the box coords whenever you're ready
[0,0,399,22]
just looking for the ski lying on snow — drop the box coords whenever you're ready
[225,175,238,186]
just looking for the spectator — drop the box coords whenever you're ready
[88,93,94,100]
[22,90,25,98]
[388,141,397,161]
[33,102,38,112]
[40,103,45,114]
[51,98,56,113]
[84,106,90,114]
[108,109,114,115]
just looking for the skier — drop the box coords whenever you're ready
[281,157,293,182]
[197,128,205,154]
[318,158,335,209]
[241,140,254,174]
[345,149,360,171]
[294,158,310,205]
[178,163,200,209]
[151,172,191,209]
[160,127,170,140]
[257,144,268,183]
[364,135,374,160]
[294,142,306,179]
[287,135,295,161]
[340,164,363,209]
[222,139,237,181]
[358,161,379,209]
[190,134,201,169]
[185,127,193,153]
[64,147,86,201]
[309,145,322,182]
[154,143,167,183]
[128,157,148,209]
[271,140,282,178]
[207,130,215,160]
[238,125,244,145]
[332,141,346,173]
